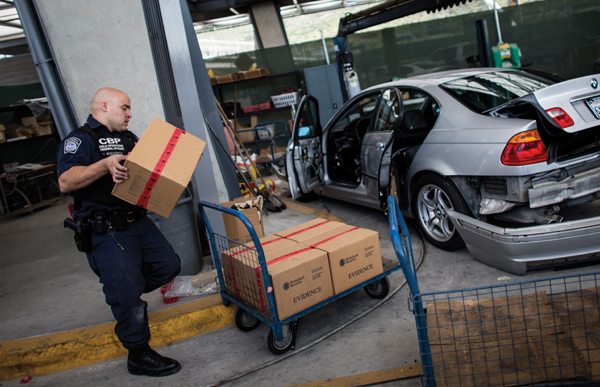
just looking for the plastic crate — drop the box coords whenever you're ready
[270,92,300,108]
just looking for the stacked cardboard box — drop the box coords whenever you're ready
[210,68,270,85]
[221,217,383,320]
[304,226,383,295]
[220,195,265,244]
[220,233,296,305]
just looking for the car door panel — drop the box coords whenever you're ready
[287,95,323,199]
[361,88,402,201]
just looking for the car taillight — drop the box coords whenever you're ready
[501,129,547,165]
[545,107,574,128]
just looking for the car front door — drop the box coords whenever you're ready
[360,88,403,202]
[287,95,323,199]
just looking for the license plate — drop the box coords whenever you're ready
[585,96,600,119]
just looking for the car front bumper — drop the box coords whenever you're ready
[448,210,600,275]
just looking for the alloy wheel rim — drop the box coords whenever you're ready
[417,184,455,242]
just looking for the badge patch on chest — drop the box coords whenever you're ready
[98,137,125,155]
[64,137,82,154]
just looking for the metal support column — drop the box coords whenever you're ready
[15,0,78,139]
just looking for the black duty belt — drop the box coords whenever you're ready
[90,209,146,233]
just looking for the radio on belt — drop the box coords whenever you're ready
[112,117,205,218]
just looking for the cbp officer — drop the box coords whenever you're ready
[57,87,182,377]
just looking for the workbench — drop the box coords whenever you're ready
[0,163,61,216]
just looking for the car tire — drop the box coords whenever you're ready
[412,174,468,251]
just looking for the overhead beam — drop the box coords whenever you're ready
[0,20,20,28]
[338,0,472,36]
[186,0,315,22]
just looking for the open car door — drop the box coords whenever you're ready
[361,88,402,201]
[286,95,323,199]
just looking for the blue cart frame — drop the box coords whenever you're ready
[387,195,600,386]
[198,200,403,354]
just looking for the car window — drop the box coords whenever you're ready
[440,70,556,113]
[372,89,401,132]
[397,88,440,135]
[330,91,381,139]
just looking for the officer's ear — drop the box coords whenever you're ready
[100,101,109,112]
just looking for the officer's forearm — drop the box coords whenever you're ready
[58,159,109,193]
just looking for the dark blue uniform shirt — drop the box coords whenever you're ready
[57,115,138,219]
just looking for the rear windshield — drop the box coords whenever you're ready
[440,71,556,113]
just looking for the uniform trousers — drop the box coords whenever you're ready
[86,216,180,349]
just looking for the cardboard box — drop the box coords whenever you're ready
[221,234,298,302]
[267,244,333,319]
[20,116,38,129]
[222,242,334,319]
[305,227,383,295]
[275,218,347,243]
[34,124,53,136]
[237,68,270,80]
[112,117,205,218]
[234,116,258,143]
[210,73,239,85]
[221,196,265,244]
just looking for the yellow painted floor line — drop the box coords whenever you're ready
[0,295,233,381]
[0,200,337,381]
[291,364,423,387]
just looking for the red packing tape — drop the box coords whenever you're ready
[136,127,185,208]
[230,220,330,258]
[254,267,268,314]
[309,227,359,248]
[282,219,330,238]
[230,235,287,257]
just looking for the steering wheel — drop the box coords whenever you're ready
[354,116,370,141]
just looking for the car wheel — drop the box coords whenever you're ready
[413,174,468,251]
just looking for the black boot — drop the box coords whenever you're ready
[127,345,181,377]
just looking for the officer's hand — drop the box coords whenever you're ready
[106,155,128,184]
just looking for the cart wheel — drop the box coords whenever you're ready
[364,277,390,299]
[267,325,295,355]
[235,308,260,332]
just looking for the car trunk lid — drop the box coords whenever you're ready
[494,74,600,164]
[533,74,600,134]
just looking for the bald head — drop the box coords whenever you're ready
[90,87,132,132]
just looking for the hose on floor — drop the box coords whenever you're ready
[206,220,427,387]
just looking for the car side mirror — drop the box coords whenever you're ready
[298,126,313,138]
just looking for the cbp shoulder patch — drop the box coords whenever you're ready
[64,137,82,154]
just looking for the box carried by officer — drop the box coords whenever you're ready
[112,117,205,218]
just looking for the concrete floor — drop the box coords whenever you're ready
[1,187,600,386]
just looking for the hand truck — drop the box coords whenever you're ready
[198,200,403,354]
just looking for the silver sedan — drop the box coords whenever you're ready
[286,68,600,274]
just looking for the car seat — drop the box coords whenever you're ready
[400,109,428,133]
[397,109,430,150]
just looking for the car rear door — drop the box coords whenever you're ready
[287,95,323,199]
[361,88,402,201]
